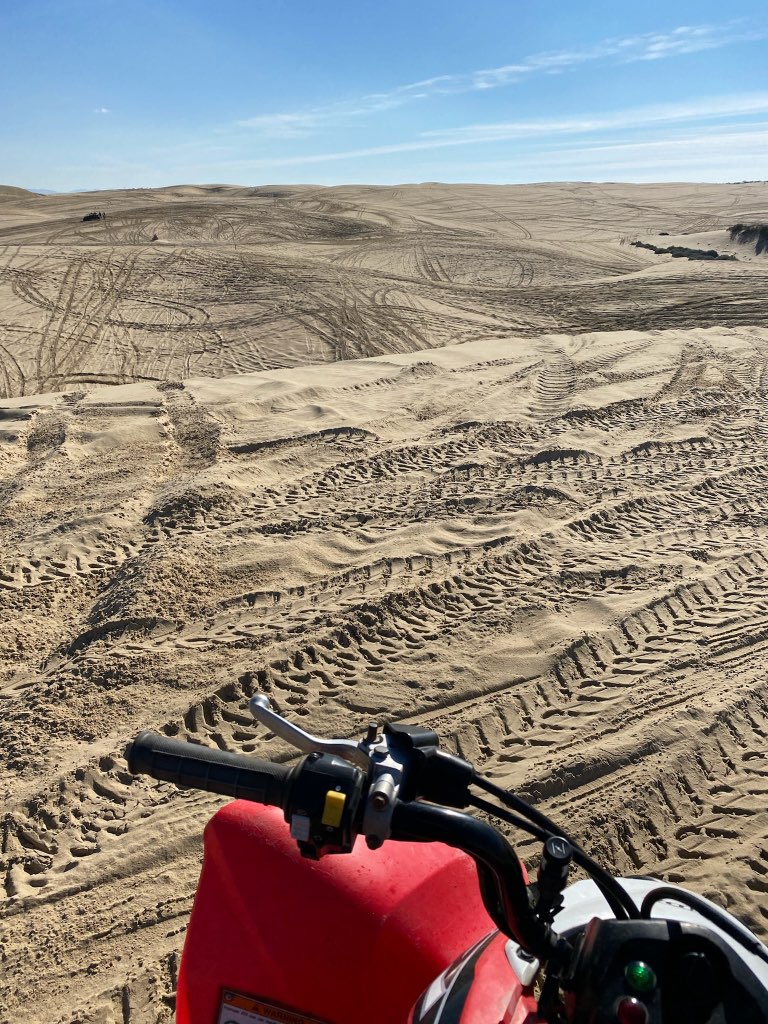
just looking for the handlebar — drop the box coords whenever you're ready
[392,800,558,961]
[126,711,768,1024]
[127,731,295,808]
[126,728,554,957]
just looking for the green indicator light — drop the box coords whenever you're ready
[625,961,657,993]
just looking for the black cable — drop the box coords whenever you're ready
[475,773,584,844]
[641,887,768,966]
[469,794,550,842]
[470,793,634,922]
[473,775,640,920]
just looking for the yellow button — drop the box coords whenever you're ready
[321,790,346,827]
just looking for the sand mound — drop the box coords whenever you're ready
[1,323,768,1021]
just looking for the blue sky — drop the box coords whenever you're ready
[2,0,767,190]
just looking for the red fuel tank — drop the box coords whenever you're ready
[177,802,497,1024]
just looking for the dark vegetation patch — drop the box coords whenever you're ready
[730,223,768,255]
[630,241,736,261]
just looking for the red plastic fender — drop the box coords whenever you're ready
[176,802,497,1024]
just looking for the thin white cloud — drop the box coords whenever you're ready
[635,23,767,60]
[471,22,765,86]
[421,93,768,143]
[237,21,766,135]
[503,126,768,167]
[441,126,768,182]
[64,119,768,189]
[237,78,442,136]
[94,106,110,114]
[230,93,768,167]
[237,112,327,137]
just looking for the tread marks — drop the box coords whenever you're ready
[530,347,576,419]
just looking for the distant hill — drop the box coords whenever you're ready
[0,185,62,196]
[0,184,44,199]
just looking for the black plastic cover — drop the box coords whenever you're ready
[565,917,768,1023]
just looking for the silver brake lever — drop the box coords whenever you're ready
[249,694,370,769]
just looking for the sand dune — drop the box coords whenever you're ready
[1,182,767,399]
[1,185,768,1023]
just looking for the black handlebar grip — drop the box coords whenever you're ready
[127,731,295,808]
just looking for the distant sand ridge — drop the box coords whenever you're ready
[0,184,767,1023]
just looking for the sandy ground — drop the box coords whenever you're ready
[1,181,768,397]
[1,184,768,1022]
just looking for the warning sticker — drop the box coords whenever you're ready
[217,989,329,1024]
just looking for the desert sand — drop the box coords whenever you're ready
[1,182,768,1022]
